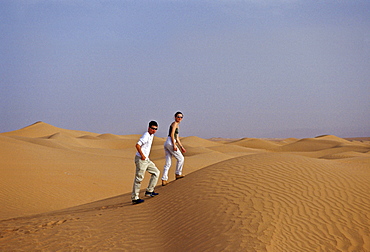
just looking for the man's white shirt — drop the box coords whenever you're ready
[136,132,153,160]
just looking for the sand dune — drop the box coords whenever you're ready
[276,137,342,152]
[0,122,369,251]
[228,138,282,150]
[180,135,223,148]
[2,121,99,138]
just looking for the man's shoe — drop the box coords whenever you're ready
[132,199,144,205]
[145,191,159,197]
[162,180,168,186]
[175,174,185,180]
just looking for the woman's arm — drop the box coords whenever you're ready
[170,122,178,151]
[175,127,186,153]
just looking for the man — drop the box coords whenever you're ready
[131,121,160,204]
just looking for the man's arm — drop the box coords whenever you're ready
[136,143,146,160]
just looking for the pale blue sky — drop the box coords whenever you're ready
[1,0,369,138]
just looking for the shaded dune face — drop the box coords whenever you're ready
[0,122,369,251]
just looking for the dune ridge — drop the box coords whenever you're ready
[0,122,369,251]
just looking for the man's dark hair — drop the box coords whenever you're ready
[149,121,158,128]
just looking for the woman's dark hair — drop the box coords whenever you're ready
[174,111,183,117]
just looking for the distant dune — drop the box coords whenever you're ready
[1,122,369,251]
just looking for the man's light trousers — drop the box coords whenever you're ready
[132,156,160,200]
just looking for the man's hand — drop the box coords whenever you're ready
[136,143,146,160]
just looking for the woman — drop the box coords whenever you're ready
[161,111,186,186]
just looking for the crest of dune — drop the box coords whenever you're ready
[228,138,281,150]
[0,122,369,251]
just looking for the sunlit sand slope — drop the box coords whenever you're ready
[0,122,265,220]
[0,153,369,251]
[0,122,369,251]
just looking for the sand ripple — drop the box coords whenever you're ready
[0,122,369,251]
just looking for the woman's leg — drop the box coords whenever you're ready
[161,145,172,181]
[172,149,184,176]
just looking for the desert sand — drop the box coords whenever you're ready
[0,122,369,251]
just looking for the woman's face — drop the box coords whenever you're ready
[175,114,183,122]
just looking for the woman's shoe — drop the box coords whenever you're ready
[162,180,168,186]
[175,174,185,180]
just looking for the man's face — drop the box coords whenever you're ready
[148,125,158,134]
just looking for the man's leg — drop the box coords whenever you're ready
[132,156,147,200]
[146,160,160,193]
